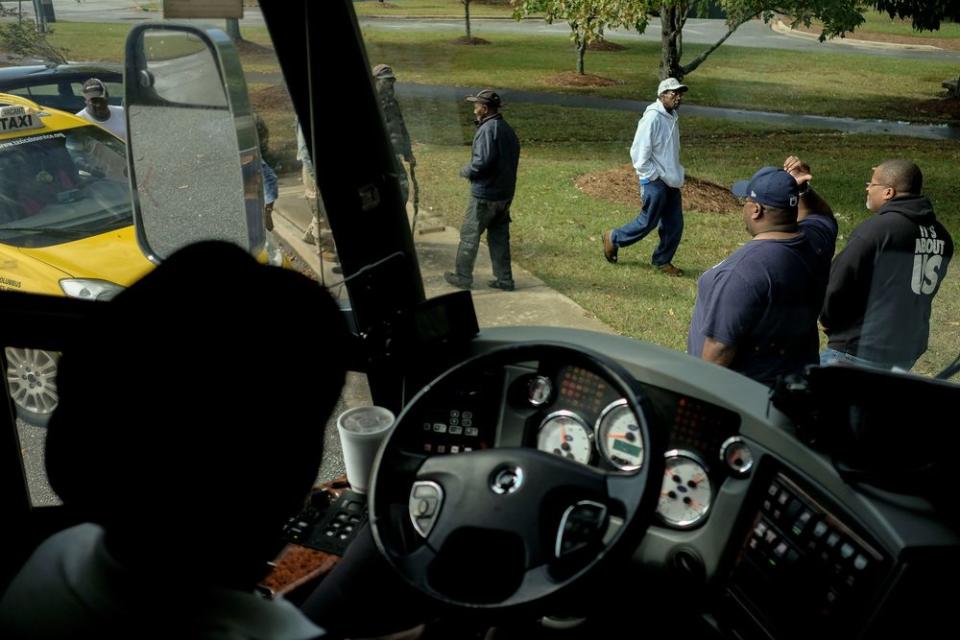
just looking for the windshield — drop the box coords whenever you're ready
[350,5,959,380]
[0,125,130,247]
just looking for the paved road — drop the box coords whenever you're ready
[35,1,960,62]
[364,16,960,62]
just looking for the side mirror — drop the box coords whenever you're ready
[123,23,264,262]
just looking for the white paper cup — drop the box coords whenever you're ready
[337,405,395,493]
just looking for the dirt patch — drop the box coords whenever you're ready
[450,36,492,45]
[587,39,626,51]
[249,84,293,113]
[543,71,619,87]
[575,164,740,215]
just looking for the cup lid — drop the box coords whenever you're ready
[338,406,394,434]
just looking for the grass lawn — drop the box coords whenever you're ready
[847,11,960,39]
[361,27,960,123]
[399,96,960,375]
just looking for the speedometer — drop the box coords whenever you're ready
[596,399,645,471]
[537,410,593,465]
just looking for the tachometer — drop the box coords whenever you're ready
[657,450,712,529]
[596,399,645,471]
[537,410,593,465]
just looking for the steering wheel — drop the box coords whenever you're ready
[369,343,666,609]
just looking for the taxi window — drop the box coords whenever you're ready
[70,81,123,107]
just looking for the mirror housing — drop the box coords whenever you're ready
[123,23,265,262]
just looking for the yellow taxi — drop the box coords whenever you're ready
[0,93,153,425]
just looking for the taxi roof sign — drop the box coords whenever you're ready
[0,105,43,133]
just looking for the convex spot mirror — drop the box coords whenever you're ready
[124,23,265,262]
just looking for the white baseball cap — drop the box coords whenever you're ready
[657,77,688,96]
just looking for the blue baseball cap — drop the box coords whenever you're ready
[731,167,800,210]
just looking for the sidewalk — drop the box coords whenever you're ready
[272,179,614,334]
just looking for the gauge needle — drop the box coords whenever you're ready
[561,425,567,443]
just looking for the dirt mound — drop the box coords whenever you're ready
[544,71,619,87]
[587,39,626,51]
[450,36,492,45]
[249,84,293,113]
[575,164,739,215]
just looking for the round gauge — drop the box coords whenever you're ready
[528,375,553,407]
[720,436,753,477]
[595,399,645,471]
[537,410,593,465]
[657,450,712,529]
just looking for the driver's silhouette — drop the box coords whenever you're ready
[0,241,349,639]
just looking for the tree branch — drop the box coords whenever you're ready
[680,13,756,77]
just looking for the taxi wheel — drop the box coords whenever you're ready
[4,347,60,427]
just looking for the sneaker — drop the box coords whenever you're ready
[602,230,618,263]
[657,263,684,277]
[487,279,515,291]
[302,229,316,244]
[444,272,472,289]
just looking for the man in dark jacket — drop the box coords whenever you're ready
[820,159,954,370]
[444,89,520,291]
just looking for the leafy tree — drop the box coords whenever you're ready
[513,0,648,74]
[654,1,865,81]
[0,20,68,65]
[872,0,960,30]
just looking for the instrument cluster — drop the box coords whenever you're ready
[519,365,744,530]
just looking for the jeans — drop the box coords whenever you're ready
[454,196,514,285]
[611,178,683,266]
[819,347,915,372]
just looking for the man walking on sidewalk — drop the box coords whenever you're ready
[603,77,688,277]
[444,90,521,292]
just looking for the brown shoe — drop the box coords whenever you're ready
[602,230,618,263]
[657,263,684,277]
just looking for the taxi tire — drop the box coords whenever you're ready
[4,347,59,427]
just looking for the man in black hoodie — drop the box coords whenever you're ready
[820,159,954,370]
[444,89,521,292]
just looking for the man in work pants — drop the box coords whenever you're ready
[444,90,521,292]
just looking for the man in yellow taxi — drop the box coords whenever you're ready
[0,93,152,426]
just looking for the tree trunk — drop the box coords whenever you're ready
[659,3,685,80]
[226,17,242,42]
[464,0,471,40]
[577,37,586,75]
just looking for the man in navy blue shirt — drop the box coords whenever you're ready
[687,157,837,386]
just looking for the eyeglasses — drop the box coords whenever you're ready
[865,182,891,189]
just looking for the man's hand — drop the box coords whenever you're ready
[459,165,471,179]
[783,155,812,187]
[407,155,416,168]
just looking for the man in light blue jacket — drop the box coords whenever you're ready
[603,77,688,276]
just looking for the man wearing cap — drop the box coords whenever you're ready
[373,64,415,205]
[687,156,838,386]
[820,160,953,370]
[75,78,125,141]
[602,77,687,276]
[445,89,521,291]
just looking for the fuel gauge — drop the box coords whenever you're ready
[657,450,712,529]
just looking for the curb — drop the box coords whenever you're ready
[772,19,944,52]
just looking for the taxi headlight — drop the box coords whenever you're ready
[59,279,125,301]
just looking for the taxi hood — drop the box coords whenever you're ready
[18,226,153,286]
